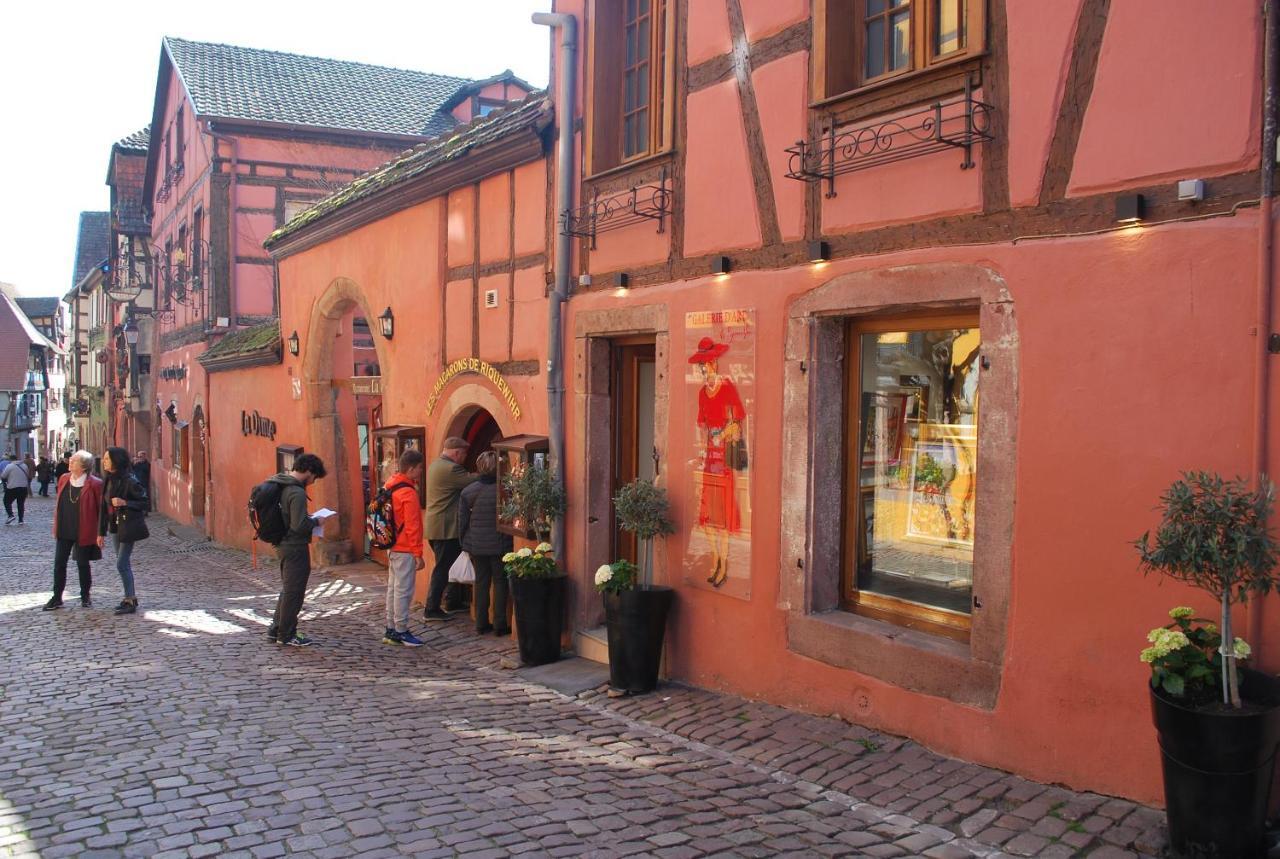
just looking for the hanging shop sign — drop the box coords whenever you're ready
[350,376,383,396]
[241,410,277,440]
[425,357,521,420]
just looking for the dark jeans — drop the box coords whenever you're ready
[38,480,51,497]
[53,538,92,601]
[268,545,311,642]
[426,539,463,613]
[4,487,27,521]
[472,554,509,632]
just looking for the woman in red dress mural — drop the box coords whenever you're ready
[689,337,745,588]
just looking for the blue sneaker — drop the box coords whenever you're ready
[398,630,425,648]
[382,628,403,645]
[284,634,314,647]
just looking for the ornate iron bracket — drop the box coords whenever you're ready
[561,170,672,249]
[785,76,993,198]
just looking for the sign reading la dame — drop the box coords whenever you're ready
[241,410,277,440]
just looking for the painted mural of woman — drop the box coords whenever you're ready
[689,336,746,588]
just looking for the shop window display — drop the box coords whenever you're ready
[845,316,979,640]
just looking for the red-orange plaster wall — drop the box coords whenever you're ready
[683,79,763,256]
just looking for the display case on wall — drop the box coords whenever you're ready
[276,444,303,473]
[372,425,426,508]
[494,434,549,538]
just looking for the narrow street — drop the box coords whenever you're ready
[0,495,1164,858]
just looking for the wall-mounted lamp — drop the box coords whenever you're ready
[612,272,629,289]
[807,241,830,263]
[711,255,731,275]
[378,306,395,340]
[1115,193,1145,224]
[287,330,300,356]
[123,319,140,347]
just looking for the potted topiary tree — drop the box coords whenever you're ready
[1136,471,1280,858]
[501,462,567,667]
[594,479,676,695]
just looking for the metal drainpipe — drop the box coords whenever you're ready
[533,11,577,551]
[1251,1,1278,663]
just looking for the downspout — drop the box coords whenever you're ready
[533,11,577,551]
[1251,0,1277,663]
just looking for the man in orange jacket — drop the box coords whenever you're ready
[383,448,427,647]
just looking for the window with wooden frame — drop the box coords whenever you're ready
[173,424,190,473]
[843,313,980,642]
[819,0,985,100]
[588,0,675,175]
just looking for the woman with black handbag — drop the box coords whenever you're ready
[44,450,104,611]
[101,447,149,615]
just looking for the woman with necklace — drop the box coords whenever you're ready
[44,450,104,610]
[101,447,149,615]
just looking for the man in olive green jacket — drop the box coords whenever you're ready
[424,437,478,620]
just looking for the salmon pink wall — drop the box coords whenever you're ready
[687,0,732,66]
[589,221,671,272]
[741,0,807,42]
[683,80,762,256]
[753,51,810,242]
[479,173,512,263]
[1069,1,1261,195]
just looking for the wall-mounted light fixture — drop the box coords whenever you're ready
[378,307,395,340]
[287,330,300,356]
[1115,193,1145,224]
[711,255,731,275]
[807,241,830,263]
[612,272,629,289]
[123,319,140,347]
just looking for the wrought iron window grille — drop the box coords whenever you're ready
[561,170,672,248]
[785,76,993,199]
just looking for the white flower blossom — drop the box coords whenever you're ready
[536,542,553,553]
[517,547,533,558]
[502,552,517,563]
[1234,638,1252,660]
[1169,606,1195,620]
[594,564,614,586]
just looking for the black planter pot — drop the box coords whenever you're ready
[1150,667,1280,858]
[603,586,674,694]
[509,575,565,667]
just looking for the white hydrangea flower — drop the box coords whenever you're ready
[517,547,533,558]
[502,552,517,563]
[536,542,553,553]
[594,564,613,586]
[1234,638,1252,659]
[1169,606,1195,620]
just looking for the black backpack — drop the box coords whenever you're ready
[248,481,288,545]
[366,480,416,551]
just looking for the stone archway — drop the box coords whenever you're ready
[300,277,393,560]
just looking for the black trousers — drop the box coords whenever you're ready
[4,488,27,521]
[426,539,463,613]
[53,538,92,600]
[472,554,509,632]
[38,480,51,497]
[269,545,311,642]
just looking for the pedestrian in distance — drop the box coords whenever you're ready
[458,451,512,637]
[53,453,69,482]
[44,450,104,610]
[262,453,328,647]
[131,450,152,511]
[2,454,35,524]
[100,447,149,615]
[381,448,427,647]
[35,455,53,497]
[423,436,478,622]
[0,450,11,512]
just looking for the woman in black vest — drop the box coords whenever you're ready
[101,447,149,615]
[458,451,512,636]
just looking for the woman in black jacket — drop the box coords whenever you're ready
[101,447,149,615]
[458,451,512,636]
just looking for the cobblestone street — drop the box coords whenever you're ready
[0,496,1166,858]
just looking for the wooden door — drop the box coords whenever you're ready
[612,341,657,566]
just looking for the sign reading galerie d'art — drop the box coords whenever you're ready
[685,308,754,600]
[425,357,522,420]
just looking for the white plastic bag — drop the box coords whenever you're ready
[448,552,476,584]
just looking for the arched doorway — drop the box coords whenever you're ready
[454,406,503,470]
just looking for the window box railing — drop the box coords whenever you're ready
[786,77,992,199]
[561,171,672,248]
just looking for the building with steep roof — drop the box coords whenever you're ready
[134,35,532,528]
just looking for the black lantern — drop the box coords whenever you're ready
[378,307,394,340]
[287,330,300,356]
[123,319,140,346]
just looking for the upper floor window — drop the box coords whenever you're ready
[820,0,985,100]
[588,0,675,175]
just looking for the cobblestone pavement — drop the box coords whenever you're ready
[0,496,1167,858]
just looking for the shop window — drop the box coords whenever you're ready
[589,0,674,174]
[819,0,985,100]
[845,315,979,641]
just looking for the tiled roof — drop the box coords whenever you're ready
[71,212,111,291]
[266,95,550,248]
[115,126,151,152]
[15,297,59,319]
[440,69,537,110]
[165,37,473,137]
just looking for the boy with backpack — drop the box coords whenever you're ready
[249,454,328,647]
[373,448,427,647]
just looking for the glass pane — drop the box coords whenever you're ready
[867,0,887,15]
[853,325,980,616]
[638,17,651,62]
[626,0,637,21]
[637,64,650,109]
[626,24,637,65]
[865,18,885,78]
[935,0,965,55]
[892,0,909,5]
[625,70,636,111]
[891,9,911,70]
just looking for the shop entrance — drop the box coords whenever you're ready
[456,407,503,469]
[612,340,657,567]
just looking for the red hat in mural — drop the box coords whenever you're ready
[688,337,730,364]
